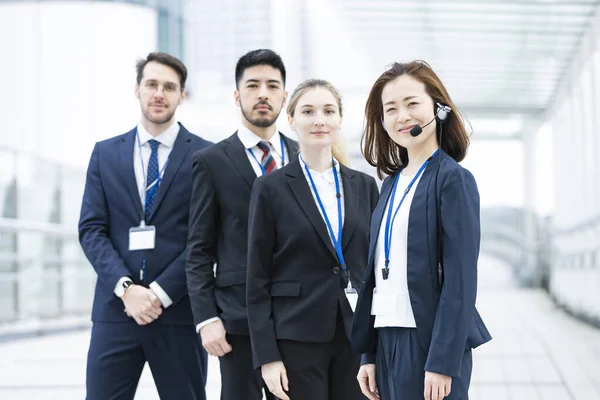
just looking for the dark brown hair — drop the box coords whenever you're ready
[136,52,187,89]
[361,61,469,179]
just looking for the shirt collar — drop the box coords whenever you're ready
[237,125,283,159]
[299,153,341,184]
[137,121,180,148]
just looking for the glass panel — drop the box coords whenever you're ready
[580,63,595,221]
[594,48,600,220]
[15,154,59,223]
[158,9,170,53]
[177,16,184,61]
[0,149,16,219]
[0,145,87,323]
[0,227,18,322]
[61,167,85,227]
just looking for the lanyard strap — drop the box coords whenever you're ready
[302,156,348,285]
[136,131,169,220]
[247,136,286,175]
[383,149,439,278]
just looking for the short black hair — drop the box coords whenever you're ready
[235,49,286,88]
[136,52,187,89]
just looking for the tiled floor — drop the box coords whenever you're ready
[0,255,598,399]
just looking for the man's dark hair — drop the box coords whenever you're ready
[136,52,187,89]
[235,49,286,88]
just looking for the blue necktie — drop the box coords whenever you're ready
[145,139,160,218]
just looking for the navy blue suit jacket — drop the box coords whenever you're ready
[79,123,212,326]
[351,150,492,378]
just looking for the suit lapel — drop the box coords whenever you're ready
[408,159,435,230]
[119,128,143,219]
[286,160,338,262]
[147,123,191,222]
[367,175,395,270]
[224,133,257,188]
[340,166,358,250]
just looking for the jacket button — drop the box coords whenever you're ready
[332,266,340,275]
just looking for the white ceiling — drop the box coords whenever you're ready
[340,0,600,137]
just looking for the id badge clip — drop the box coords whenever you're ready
[344,279,358,313]
[129,220,156,251]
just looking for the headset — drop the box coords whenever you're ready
[408,103,451,137]
[432,103,451,290]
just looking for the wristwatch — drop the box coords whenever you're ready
[116,279,134,298]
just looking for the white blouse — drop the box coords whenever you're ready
[299,155,345,244]
[373,172,424,328]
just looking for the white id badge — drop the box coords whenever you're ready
[129,225,156,251]
[371,289,398,316]
[344,288,358,312]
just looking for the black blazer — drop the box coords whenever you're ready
[351,150,492,378]
[246,159,379,368]
[185,132,298,335]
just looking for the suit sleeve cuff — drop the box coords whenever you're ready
[196,317,221,333]
[149,282,173,308]
[114,276,133,297]
[361,352,376,365]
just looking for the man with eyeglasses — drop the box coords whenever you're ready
[79,52,211,400]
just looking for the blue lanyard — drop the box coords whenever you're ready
[136,130,169,221]
[302,156,347,281]
[382,149,439,279]
[247,136,286,175]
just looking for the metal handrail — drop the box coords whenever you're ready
[0,217,77,236]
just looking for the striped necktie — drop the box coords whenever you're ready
[257,141,277,173]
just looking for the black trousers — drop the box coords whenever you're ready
[86,322,207,400]
[219,333,275,400]
[376,327,473,400]
[276,312,363,400]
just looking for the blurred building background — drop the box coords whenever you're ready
[1,0,600,398]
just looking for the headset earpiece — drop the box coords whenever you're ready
[435,103,451,122]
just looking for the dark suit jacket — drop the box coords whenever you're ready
[78,123,213,325]
[246,159,379,368]
[351,150,492,378]
[186,132,298,335]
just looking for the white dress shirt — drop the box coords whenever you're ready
[114,121,180,308]
[299,154,345,243]
[373,172,424,328]
[196,126,289,333]
[237,125,287,176]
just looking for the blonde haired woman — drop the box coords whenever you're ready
[246,79,379,399]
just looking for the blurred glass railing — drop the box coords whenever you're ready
[480,206,552,289]
[0,218,94,323]
[0,147,93,325]
[551,216,600,327]
[482,206,600,328]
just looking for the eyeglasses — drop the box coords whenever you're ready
[142,80,182,94]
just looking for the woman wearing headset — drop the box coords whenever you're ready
[351,61,492,400]
[246,79,379,400]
